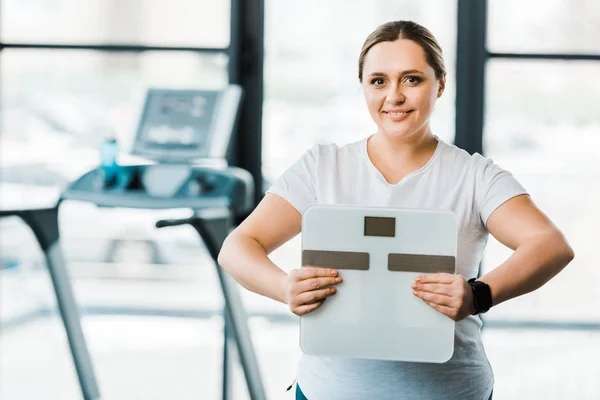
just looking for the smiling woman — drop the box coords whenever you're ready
[218,20,574,400]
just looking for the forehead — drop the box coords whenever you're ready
[363,39,433,76]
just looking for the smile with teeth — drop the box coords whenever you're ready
[386,110,413,115]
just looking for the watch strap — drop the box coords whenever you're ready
[468,278,493,314]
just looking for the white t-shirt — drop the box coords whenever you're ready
[267,135,527,400]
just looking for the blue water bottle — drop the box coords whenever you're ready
[100,136,119,188]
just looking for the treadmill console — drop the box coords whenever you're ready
[131,86,242,163]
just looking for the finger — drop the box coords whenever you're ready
[295,287,337,306]
[411,282,452,296]
[295,276,343,294]
[423,300,455,319]
[415,273,455,284]
[413,289,454,307]
[299,266,339,279]
[294,299,326,316]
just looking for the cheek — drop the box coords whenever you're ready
[415,89,438,115]
[364,90,383,115]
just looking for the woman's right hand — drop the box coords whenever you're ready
[282,267,343,316]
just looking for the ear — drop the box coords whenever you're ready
[437,75,446,98]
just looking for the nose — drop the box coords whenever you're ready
[385,84,406,105]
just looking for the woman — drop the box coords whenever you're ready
[218,21,574,400]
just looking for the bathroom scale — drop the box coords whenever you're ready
[300,204,457,363]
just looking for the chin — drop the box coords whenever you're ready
[378,119,428,141]
[380,126,416,140]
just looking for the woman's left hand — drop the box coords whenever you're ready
[411,273,476,321]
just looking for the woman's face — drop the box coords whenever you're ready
[362,39,444,142]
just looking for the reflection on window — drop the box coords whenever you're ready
[483,60,600,321]
[262,0,457,182]
[488,0,600,54]
[1,0,230,47]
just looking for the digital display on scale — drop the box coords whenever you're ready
[364,216,396,237]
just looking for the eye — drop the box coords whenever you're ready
[404,76,423,85]
[370,77,385,86]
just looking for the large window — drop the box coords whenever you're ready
[262,0,457,182]
[481,2,600,398]
[482,6,600,324]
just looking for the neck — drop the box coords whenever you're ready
[369,129,438,167]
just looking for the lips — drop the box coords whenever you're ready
[383,109,414,121]
[384,109,413,115]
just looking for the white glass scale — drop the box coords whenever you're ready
[300,205,457,363]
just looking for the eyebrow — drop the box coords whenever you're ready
[367,69,426,78]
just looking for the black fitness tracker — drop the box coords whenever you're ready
[467,278,493,315]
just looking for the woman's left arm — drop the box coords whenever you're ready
[478,194,574,306]
[412,194,574,320]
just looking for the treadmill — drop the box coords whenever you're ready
[61,86,266,400]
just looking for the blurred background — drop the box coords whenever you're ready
[1,0,600,399]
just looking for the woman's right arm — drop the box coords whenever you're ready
[217,193,342,315]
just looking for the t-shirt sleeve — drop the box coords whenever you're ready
[265,145,319,214]
[475,156,529,226]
